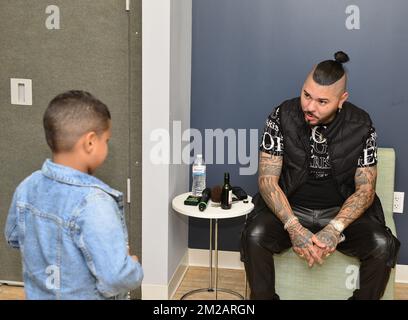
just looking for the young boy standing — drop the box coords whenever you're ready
[4,90,143,299]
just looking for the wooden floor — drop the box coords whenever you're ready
[172,267,247,300]
[395,282,408,300]
[0,285,25,300]
[1,267,408,300]
[172,267,408,300]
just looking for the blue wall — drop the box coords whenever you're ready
[189,0,408,264]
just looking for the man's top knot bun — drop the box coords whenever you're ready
[334,51,350,64]
[313,51,349,86]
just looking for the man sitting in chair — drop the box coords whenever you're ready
[240,51,400,300]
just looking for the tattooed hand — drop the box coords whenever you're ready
[287,221,326,267]
[314,224,341,257]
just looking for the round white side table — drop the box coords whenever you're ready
[172,192,254,300]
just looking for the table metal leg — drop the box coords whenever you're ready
[244,214,248,299]
[215,219,218,300]
[180,217,244,300]
[209,218,213,291]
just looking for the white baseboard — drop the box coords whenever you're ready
[396,264,408,284]
[0,280,24,286]
[141,283,169,300]
[142,250,189,300]
[168,251,189,299]
[188,248,244,270]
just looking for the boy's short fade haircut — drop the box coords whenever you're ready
[43,90,111,153]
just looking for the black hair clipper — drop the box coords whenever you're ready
[232,186,248,200]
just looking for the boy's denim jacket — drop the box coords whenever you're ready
[4,159,143,300]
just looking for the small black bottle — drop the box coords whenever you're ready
[221,172,232,210]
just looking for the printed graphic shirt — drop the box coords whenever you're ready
[260,106,377,208]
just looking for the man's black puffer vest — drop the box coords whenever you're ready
[260,97,385,225]
[279,97,371,199]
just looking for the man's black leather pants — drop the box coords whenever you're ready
[240,195,400,300]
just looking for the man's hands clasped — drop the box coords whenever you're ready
[286,220,342,267]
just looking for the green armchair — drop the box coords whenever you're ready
[273,148,397,299]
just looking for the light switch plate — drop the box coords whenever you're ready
[393,192,405,213]
[10,78,32,105]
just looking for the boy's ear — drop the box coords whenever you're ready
[83,131,97,153]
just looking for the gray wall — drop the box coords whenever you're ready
[0,0,142,295]
[189,0,408,264]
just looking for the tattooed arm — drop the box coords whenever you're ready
[314,166,377,255]
[258,151,293,225]
[258,151,326,266]
[335,166,377,227]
